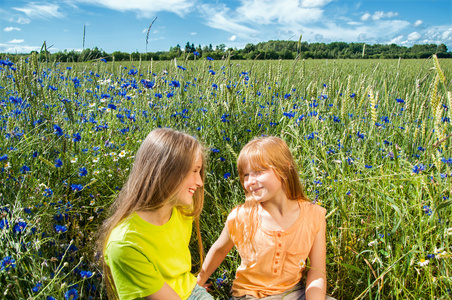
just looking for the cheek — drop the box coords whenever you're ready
[243,180,250,191]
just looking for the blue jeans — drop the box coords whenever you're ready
[187,284,215,300]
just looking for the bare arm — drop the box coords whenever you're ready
[305,217,327,300]
[144,282,181,300]
[197,223,235,287]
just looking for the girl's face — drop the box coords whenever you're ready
[176,153,203,207]
[242,163,285,204]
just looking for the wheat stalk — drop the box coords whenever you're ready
[225,143,238,160]
[430,74,440,113]
[433,54,446,85]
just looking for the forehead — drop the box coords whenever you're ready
[242,159,268,172]
[192,152,203,167]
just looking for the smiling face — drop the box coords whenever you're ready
[176,153,204,207]
[242,163,285,204]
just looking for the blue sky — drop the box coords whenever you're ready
[1,0,451,54]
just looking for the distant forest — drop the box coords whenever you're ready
[4,40,451,62]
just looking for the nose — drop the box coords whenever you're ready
[195,172,203,187]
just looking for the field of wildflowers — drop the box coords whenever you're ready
[0,53,451,299]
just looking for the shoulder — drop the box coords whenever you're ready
[299,201,326,233]
[300,201,326,218]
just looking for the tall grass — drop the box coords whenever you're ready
[0,54,450,299]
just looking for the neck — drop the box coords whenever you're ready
[260,197,298,217]
[137,204,174,226]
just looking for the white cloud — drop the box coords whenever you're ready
[74,0,194,17]
[13,3,64,19]
[300,0,333,8]
[372,11,398,20]
[407,32,421,41]
[8,39,24,44]
[10,16,31,24]
[190,32,197,36]
[361,11,398,21]
[360,13,371,21]
[0,44,40,53]
[199,4,258,37]
[389,35,404,44]
[236,0,325,25]
[229,35,237,41]
[413,20,423,27]
[4,27,21,32]
[442,27,452,40]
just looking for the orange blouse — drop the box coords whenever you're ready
[227,200,326,298]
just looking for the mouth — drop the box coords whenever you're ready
[188,188,196,195]
[251,187,262,193]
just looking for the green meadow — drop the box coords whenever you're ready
[0,54,451,299]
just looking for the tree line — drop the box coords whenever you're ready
[3,40,451,63]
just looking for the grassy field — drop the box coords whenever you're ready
[0,54,451,299]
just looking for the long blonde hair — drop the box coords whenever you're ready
[97,128,206,298]
[235,136,309,257]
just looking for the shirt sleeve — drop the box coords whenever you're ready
[106,242,165,300]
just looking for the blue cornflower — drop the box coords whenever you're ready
[0,154,7,161]
[212,83,218,89]
[333,116,340,123]
[55,158,63,168]
[80,270,93,278]
[78,167,88,177]
[412,164,425,174]
[154,93,162,98]
[171,80,180,88]
[215,274,227,288]
[53,125,64,136]
[206,57,214,61]
[177,65,186,71]
[211,148,220,153]
[365,165,373,168]
[32,282,43,292]
[13,221,27,233]
[107,104,117,110]
[1,256,16,271]
[20,165,30,174]
[100,58,107,63]
[0,219,9,229]
[43,188,53,197]
[193,51,200,56]
[357,132,365,139]
[283,112,295,118]
[423,205,432,216]
[72,133,81,142]
[224,173,231,179]
[396,98,405,103]
[166,92,174,98]
[71,184,83,192]
[64,288,79,300]
[209,70,216,75]
[54,225,68,233]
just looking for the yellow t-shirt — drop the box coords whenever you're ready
[105,208,197,300]
[227,200,326,298]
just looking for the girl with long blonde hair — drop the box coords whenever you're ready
[98,128,213,300]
